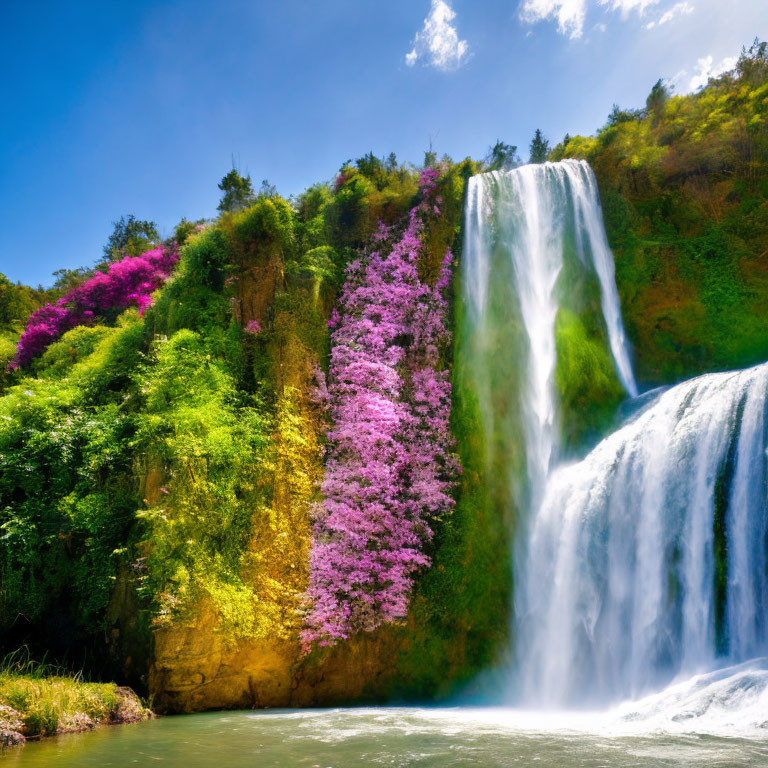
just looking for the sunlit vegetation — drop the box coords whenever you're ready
[553,40,768,383]
[0,649,148,745]
[0,40,766,713]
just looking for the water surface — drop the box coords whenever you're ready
[6,705,768,767]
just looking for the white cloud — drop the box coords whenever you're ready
[645,1,694,29]
[519,0,587,39]
[405,0,470,71]
[600,0,659,18]
[520,0,660,38]
[669,53,737,94]
[688,54,737,90]
[658,1,694,24]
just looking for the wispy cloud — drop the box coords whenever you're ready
[671,53,737,93]
[687,54,737,90]
[645,1,694,30]
[520,0,660,39]
[519,0,587,40]
[405,0,470,71]
[601,0,660,18]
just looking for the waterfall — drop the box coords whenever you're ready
[461,159,768,719]
[514,363,768,706]
[462,160,637,507]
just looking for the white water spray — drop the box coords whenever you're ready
[515,363,768,706]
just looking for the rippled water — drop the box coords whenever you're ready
[6,709,767,768]
[8,665,768,768]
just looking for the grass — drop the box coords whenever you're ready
[0,648,149,742]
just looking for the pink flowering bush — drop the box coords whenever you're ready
[302,171,457,648]
[12,246,178,368]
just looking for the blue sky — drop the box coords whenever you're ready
[1,0,764,286]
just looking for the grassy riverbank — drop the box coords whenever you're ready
[0,652,150,748]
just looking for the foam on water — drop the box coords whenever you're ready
[253,661,768,740]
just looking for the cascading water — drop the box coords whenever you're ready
[515,364,768,706]
[461,159,768,729]
[463,159,636,507]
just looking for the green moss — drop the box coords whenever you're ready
[554,308,625,450]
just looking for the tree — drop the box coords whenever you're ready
[103,215,159,262]
[485,140,519,171]
[0,272,47,340]
[423,142,438,168]
[0,273,15,327]
[606,104,644,127]
[355,152,388,190]
[51,267,94,294]
[217,168,256,213]
[737,38,768,85]
[549,134,572,162]
[258,179,278,198]
[529,129,550,164]
[646,79,669,122]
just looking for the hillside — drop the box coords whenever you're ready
[0,41,766,713]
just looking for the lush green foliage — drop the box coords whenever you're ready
[2,48,767,706]
[554,41,768,383]
[135,330,273,636]
[0,318,145,639]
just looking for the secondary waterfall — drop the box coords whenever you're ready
[463,159,636,506]
[515,364,768,705]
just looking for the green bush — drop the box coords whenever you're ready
[135,329,272,636]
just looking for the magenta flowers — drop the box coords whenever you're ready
[12,246,178,368]
[302,173,457,648]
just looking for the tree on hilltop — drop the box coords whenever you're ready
[485,140,519,171]
[103,215,159,262]
[217,168,256,213]
[529,129,550,164]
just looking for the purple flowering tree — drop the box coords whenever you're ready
[302,169,457,647]
[11,246,178,368]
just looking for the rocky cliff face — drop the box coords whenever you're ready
[103,166,507,713]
